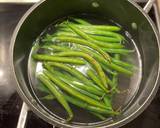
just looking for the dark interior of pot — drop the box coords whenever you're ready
[12,0,160,127]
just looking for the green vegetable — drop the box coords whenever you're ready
[53,31,121,43]
[111,58,135,70]
[45,62,93,88]
[87,69,106,90]
[44,69,107,109]
[89,112,107,120]
[67,23,123,49]
[37,74,73,121]
[59,27,124,40]
[42,45,71,52]
[103,96,113,110]
[43,63,104,96]
[70,85,101,100]
[63,93,118,116]
[37,83,50,93]
[60,23,121,31]
[51,51,108,92]
[51,36,110,60]
[44,63,102,100]
[114,54,121,60]
[90,35,121,43]
[41,93,119,116]
[102,48,134,54]
[31,18,135,121]
[40,94,55,100]
[78,46,133,75]
[71,17,91,25]
[32,54,85,65]
[70,81,104,96]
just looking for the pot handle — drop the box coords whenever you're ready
[143,0,156,13]
[16,102,29,128]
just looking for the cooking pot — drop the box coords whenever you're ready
[10,0,160,127]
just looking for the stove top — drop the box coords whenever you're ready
[0,1,159,128]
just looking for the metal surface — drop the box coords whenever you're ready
[10,0,160,128]
[0,0,39,3]
[0,0,151,3]
[17,102,29,128]
[144,0,157,12]
[154,4,160,33]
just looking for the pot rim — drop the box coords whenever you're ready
[10,0,160,128]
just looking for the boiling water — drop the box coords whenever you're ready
[28,15,142,123]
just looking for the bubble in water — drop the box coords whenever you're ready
[92,2,99,8]
[131,22,138,30]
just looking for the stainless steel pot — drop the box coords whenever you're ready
[10,0,160,127]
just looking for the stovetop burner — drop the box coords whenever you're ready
[0,2,159,128]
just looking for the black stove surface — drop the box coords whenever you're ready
[0,3,160,128]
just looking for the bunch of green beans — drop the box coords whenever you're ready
[32,17,135,122]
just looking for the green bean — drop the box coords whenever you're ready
[70,81,104,96]
[50,69,104,95]
[41,93,118,116]
[32,54,85,65]
[59,27,124,40]
[42,34,54,42]
[114,54,121,60]
[103,60,133,76]
[105,76,116,89]
[87,69,106,90]
[76,24,121,31]
[111,73,119,93]
[41,45,126,76]
[89,112,107,120]
[40,95,56,100]
[80,35,123,49]
[51,36,110,61]
[70,85,101,100]
[53,32,77,38]
[51,51,108,92]
[63,93,118,116]
[54,31,121,43]
[78,46,133,75]
[68,23,122,50]
[43,63,102,99]
[66,23,110,58]
[102,48,135,54]
[37,74,73,121]
[45,62,91,86]
[60,23,121,31]
[55,73,105,96]
[71,18,91,25]
[42,45,70,51]
[110,55,120,93]
[90,35,121,43]
[47,62,103,92]
[103,96,112,110]
[44,70,107,109]
[113,73,118,85]
[100,63,115,75]
[43,63,104,95]
[78,46,115,76]
[111,58,135,70]
[37,83,50,93]
[87,30,125,41]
